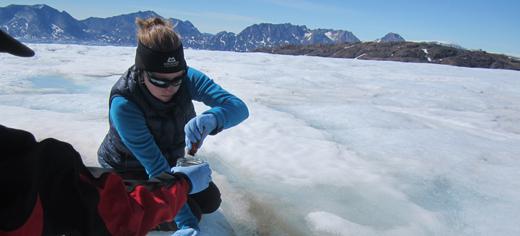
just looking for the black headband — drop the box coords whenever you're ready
[135,41,187,73]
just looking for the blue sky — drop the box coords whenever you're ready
[2,0,519,56]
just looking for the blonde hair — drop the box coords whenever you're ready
[135,17,181,51]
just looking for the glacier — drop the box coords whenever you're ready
[1,43,520,236]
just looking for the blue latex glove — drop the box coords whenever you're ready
[184,114,217,151]
[171,163,212,194]
[171,227,199,236]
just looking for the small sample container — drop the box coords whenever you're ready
[176,156,205,167]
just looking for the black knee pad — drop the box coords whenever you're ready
[189,182,222,214]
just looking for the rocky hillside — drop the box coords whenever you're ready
[255,42,520,71]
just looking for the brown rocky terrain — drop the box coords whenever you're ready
[255,42,520,71]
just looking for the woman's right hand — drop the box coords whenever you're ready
[171,163,212,194]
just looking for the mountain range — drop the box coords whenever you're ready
[3,4,516,70]
[0,4,363,52]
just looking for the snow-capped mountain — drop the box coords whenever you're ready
[205,31,238,51]
[81,11,159,45]
[0,4,360,52]
[233,23,360,51]
[82,10,209,47]
[308,28,360,44]
[377,32,405,42]
[0,4,91,42]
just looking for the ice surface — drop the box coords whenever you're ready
[1,43,520,235]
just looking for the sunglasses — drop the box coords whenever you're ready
[146,71,184,88]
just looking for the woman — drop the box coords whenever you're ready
[97,17,249,235]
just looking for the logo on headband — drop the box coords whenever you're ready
[164,57,179,67]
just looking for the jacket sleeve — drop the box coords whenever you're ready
[109,96,170,178]
[95,173,190,236]
[186,67,249,134]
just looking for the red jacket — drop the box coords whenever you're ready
[0,125,189,236]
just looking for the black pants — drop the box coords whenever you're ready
[187,181,222,220]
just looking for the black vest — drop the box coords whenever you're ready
[97,66,196,172]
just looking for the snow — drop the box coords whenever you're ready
[51,24,64,39]
[325,31,335,41]
[304,32,312,40]
[2,43,520,236]
[355,53,366,59]
[422,48,432,62]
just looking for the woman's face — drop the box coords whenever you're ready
[143,70,184,102]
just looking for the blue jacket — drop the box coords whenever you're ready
[98,66,248,178]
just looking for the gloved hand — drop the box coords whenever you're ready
[184,114,217,151]
[171,227,199,236]
[171,163,212,194]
